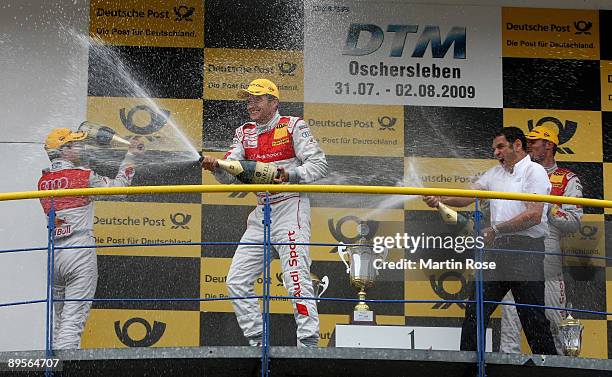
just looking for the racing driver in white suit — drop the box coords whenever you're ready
[201,78,328,347]
[38,127,143,349]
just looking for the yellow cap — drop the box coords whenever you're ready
[44,128,88,150]
[237,78,280,100]
[526,125,559,145]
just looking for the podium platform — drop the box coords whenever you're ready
[1,347,610,377]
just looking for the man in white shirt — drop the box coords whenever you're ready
[423,126,557,355]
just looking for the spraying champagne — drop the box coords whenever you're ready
[200,156,281,184]
[78,121,131,147]
[436,202,475,236]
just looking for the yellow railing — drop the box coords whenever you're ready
[0,184,610,208]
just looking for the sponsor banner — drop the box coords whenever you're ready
[404,157,496,211]
[521,319,607,358]
[93,202,201,257]
[201,152,258,206]
[404,272,484,318]
[605,164,612,214]
[502,7,599,60]
[304,0,502,107]
[318,314,404,347]
[87,97,203,153]
[82,309,199,348]
[310,207,404,262]
[200,258,296,314]
[204,48,303,102]
[562,215,605,268]
[89,0,204,48]
[602,61,612,111]
[303,103,404,157]
[503,109,603,162]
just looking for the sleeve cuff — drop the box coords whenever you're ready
[287,168,299,184]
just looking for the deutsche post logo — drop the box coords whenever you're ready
[170,213,191,229]
[119,104,170,137]
[377,116,397,131]
[174,6,195,21]
[527,117,577,154]
[278,62,297,76]
[429,271,469,310]
[114,318,166,347]
[579,224,597,241]
[328,215,379,253]
[573,20,592,35]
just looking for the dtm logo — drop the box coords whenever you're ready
[343,23,466,58]
[174,5,194,21]
[573,20,592,35]
[429,271,469,309]
[114,318,166,347]
[39,177,69,190]
[278,62,297,76]
[377,116,397,131]
[527,117,577,154]
[119,104,170,136]
[170,213,191,229]
[328,215,379,253]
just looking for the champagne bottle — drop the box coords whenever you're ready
[437,203,475,235]
[78,121,131,147]
[216,159,280,184]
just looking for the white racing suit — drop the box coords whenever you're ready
[500,163,583,354]
[213,111,328,347]
[38,157,135,349]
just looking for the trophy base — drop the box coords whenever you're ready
[350,310,376,325]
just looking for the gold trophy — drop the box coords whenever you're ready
[559,312,584,356]
[78,121,131,147]
[338,221,386,324]
[216,160,280,184]
[436,203,474,235]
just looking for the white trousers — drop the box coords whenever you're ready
[226,196,319,345]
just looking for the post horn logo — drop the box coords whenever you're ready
[527,117,577,154]
[573,20,592,35]
[429,270,469,309]
[119,105,170,141]
[114,317,166,347]
[170,213,191,229]
[579,224,597,241]
[174,5,195,21]
[328,215,379,253]
[278,62,297,76]
[377,116,397,131]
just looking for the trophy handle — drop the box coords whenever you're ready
[337,243,350,273]
[318,276,329,302]
[376,246,389,276]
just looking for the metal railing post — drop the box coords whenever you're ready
[45,198,56,377]
[474,198,485,377]
[261,193,272,377]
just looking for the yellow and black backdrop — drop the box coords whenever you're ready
[80,0,611,358]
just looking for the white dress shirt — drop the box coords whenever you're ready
[476,155,550,238]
